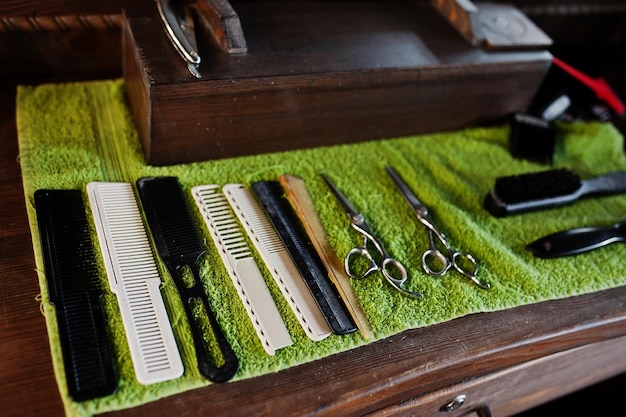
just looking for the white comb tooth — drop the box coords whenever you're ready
[87,182,184,385]
[192,185,293,354]
[222,184,332,342]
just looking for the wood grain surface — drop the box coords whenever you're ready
[123,2,552,165]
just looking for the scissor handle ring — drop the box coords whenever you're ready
[380,257,408,285]
[451,251,478,277]
[421,248,450,277]
[452,252,490,289]
[345,247,378,279]
[380,258,423,299]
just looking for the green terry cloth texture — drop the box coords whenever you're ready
[16,79,626,417]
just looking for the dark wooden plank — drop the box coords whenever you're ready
[0,30,123,78]
[0,0,150,78]
[0,82,66,417]
[0,0,149,17]
[381,336,626,416]
[96,289,626,417]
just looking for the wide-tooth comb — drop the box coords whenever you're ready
[192,185,293,354]
[223,184,332,341]
[485,169,626,217]
[87,182,184,384]
[251,181,356,335]
[34,189,118,401]
[136,177,238,383]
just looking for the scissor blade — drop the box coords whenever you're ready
[320,174,360,218]
[385,166,425,210]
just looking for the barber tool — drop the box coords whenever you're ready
[136,177,238,383]
[508,113,557,164]
[484,168,626,217]
[156,0,202,78]
[223,184,332,341]
[156,0,247,79]
[320,174,423,299]
[386,167,490,290]
[279,175,374,339]
[87,182,184,384]
[251,181,356,335]
[192,185,293,354]
[527,218,626,258]
[35,190,117,401]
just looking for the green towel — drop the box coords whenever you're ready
[16,79,626,417]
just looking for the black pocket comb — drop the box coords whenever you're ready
[136,177,238,383]
[34,190,118,401]
[251,181,356,335]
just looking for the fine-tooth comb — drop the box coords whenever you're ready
[251,181,356,335]
[279,174,374,339]
[34,189,117,401]
[223,184,332,341]
[192,185,293,355]
[87,182,184,384]
[136,177,238,383]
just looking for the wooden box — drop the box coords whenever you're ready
[122,1,552,166]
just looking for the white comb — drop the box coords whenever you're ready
[87,182,184,385]
[223,184,331,341]
[192,185,292,355]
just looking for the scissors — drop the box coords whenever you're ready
[385,166,490,290]
[320,174,424,299]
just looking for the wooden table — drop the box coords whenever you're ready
[2,79,626,417]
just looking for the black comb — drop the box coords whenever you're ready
[251,181,356,335]
[34,190,117,402]
[136,177,238,383]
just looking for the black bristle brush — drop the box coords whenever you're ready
[484,168,626,217]
[509,113,557,164]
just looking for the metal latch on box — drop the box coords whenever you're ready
[432,0,552,49]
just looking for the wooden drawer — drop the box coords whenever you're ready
[370,335,626,417]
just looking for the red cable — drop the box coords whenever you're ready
[552,56,625,116]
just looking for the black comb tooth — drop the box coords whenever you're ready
[251,181,357,335]
[136,177,205,260]
[43,199,102,305]
[136,177,239,382]
[493,168,582,204]
[34,190,117,402]
[62,292,114,393]
[509,113,557,164]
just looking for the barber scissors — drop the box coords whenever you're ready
[385,166,490,289]
[321,174,423,299]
